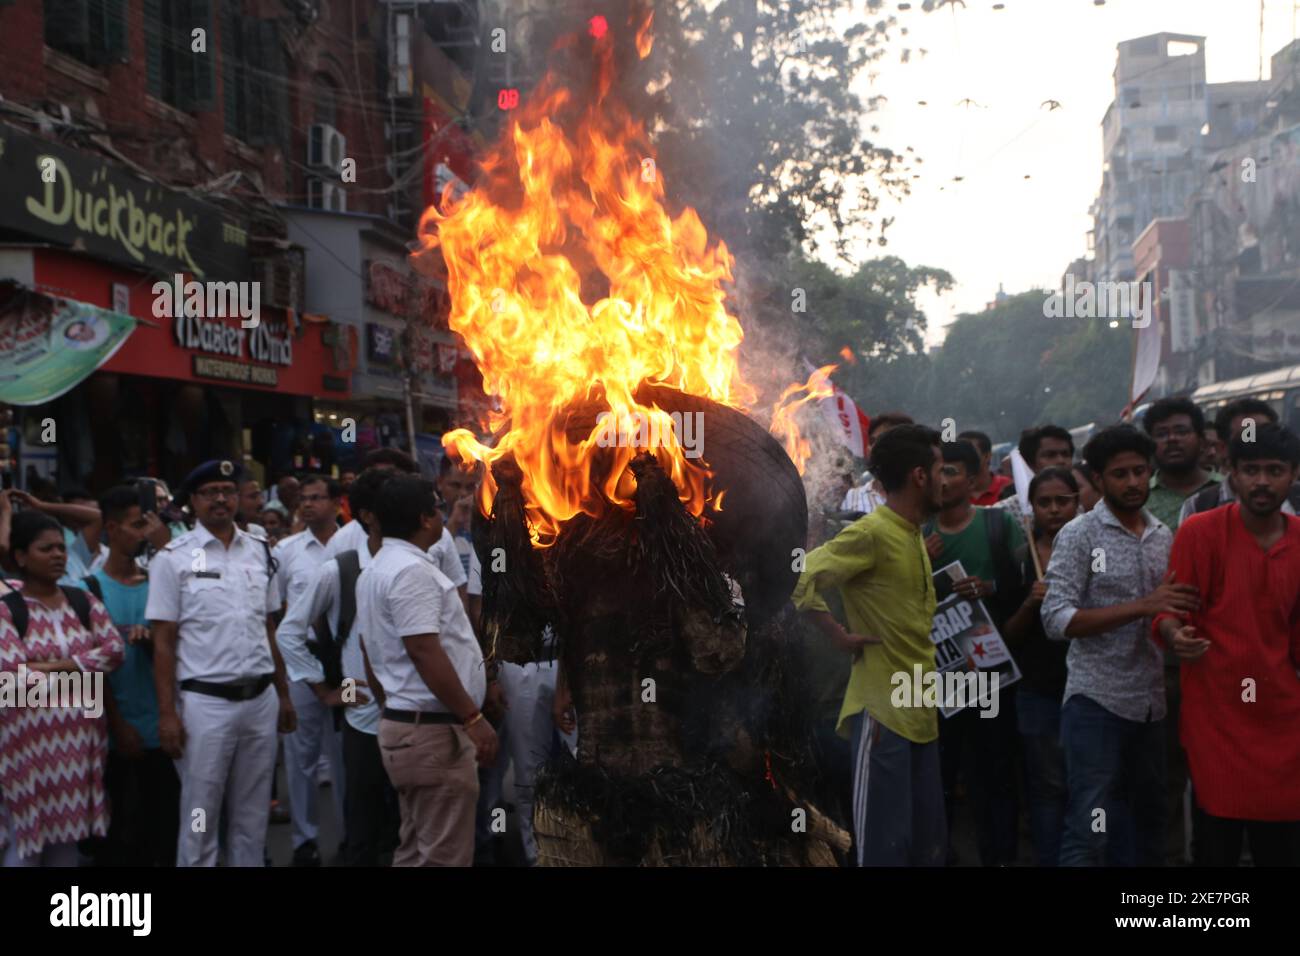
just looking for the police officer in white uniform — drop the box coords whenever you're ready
[273,474,346,866]
[148,460,296,867]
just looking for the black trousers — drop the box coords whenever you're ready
[341,721,400,866]
[1194,806,1300,866]
[98,748,181,866]
[939,693,1020,866]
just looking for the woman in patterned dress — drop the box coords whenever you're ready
[0,511,123,866]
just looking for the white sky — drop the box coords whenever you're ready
[845,0,1297,345]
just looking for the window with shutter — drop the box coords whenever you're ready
[247,19,288,149]
[221,1,245,137]
[103,0,128,63]
[144,0,164,98]
[177,0,215,111]
[144,0,214,112]
[218,8,287,148]
[44,0,126,66]
[45,0,93,63]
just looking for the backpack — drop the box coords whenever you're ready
[925,510,1026,626]
[1,585,93,639]
[306,549,361,688]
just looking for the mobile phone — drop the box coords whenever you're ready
[137,479,157,514]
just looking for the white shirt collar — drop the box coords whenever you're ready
[379,537,433,562]
[194,521,250,550]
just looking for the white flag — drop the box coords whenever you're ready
[1130,313,1161,405]
[1009,447,1035,515]
[802,359,869,458]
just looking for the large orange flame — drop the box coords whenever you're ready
[413,16,813,545]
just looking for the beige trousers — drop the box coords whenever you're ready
[378,718,478,866]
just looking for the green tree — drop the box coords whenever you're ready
[922,290,1132,440]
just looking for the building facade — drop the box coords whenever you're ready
[0,0,493,491]
[1075,32,1297,401]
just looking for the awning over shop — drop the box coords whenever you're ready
[0,280,136,405]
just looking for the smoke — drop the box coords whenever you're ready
[728,263,858,521]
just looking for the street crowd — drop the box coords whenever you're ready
[0,448,563,868]
[0,395,1296,867]
[799,397,1300,867]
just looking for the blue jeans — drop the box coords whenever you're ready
[1059,694,1166,867]
[1017,689,1067,867]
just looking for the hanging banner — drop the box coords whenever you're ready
[0,282,136,405]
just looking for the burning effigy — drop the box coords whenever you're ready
[412,10,845,865]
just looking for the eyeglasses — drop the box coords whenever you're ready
[1033,494,1079,509]
[1152,426,1195,441]
[193,487,238,501]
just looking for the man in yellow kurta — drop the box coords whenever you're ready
[794,424,946,866]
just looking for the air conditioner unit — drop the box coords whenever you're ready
[392,13,413,96]
[308,123,346,172]
[252,253,305,313]
[307,178,348,212]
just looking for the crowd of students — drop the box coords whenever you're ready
[0,394,1296,868]
[799,397,1300,866]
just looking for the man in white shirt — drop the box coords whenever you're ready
[273,474,344,867]
[325,450,469,609]
[276,468,400,865]
[358,475,498,866]
[147,460,297,867]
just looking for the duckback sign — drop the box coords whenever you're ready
[0,123,249,281]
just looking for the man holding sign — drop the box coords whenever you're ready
[924,440,1025,867]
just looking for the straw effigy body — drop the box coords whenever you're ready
[473,387,846,865]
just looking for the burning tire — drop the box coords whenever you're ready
[634,382,808,626]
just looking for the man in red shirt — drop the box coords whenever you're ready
[1155,423,1300,866]
[959,431,1012,506]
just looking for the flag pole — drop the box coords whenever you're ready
[1022,514,1045,580]
[1121,304,1141,420]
